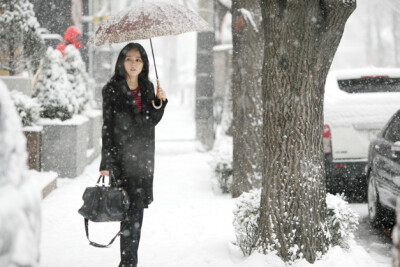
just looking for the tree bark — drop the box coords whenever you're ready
[231,0,264,198]
[258,0,356,262]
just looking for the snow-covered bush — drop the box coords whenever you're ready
[326,193,359,249]
[64,45,91,113]
[210,133,233,193]
[232,190,359,256]
[233,188,261,255]
[33,47,74,121]
[0,0,45,75]
[214,162,233,193]
[0,80,41,266]
[210,79,233,193]
[9,90,41,126]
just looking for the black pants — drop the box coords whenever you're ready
[119,207,144,267]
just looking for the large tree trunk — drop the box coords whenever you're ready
[231,0,264,198]
[258,0,356,262]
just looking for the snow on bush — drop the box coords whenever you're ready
[64,45,91,113]
[9,90,41,126]
[0,80,41,267]
[233,190,359,257]
[210,83,233,193]
[233,189,261,255]
[33,47,74,120]
[210,134,233,193]
[326,193,359,249]
[0,0,45,75]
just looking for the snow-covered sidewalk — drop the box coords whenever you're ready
[39,104,236,267]
[39,103,390,267]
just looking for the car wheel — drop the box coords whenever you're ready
[367,173,387,227]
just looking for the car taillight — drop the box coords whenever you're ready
[361,75,389,78]
[323,125,332,154]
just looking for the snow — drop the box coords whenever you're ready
[239,8,258,33]
[10,90,41,126]
[38,114,89,126]
[64,45,92,114]
[86,148,95,158]
[39,100,390,267]
[26,170,58,195]
[218,0,232,9]
[83,109,102,118]
[34,47,75,120]
[0,0,44,74]
[213,44,233,52]
[0,0,40,29]
[23,125,43,132]
[0,81,28,186]
[326,194,359,248]
[324,69,400,127]
[0,79,41,267]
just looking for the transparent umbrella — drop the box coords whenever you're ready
[87,1,211,108]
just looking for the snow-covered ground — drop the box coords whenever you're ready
[351,203,392,266]
[39,101,392,267]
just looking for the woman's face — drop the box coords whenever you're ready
[124,49,143,79]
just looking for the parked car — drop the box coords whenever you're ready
[366,110,400,225]
[324,68,400,193]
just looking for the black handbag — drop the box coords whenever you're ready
[78,173,130,248]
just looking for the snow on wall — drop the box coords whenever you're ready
[0,80,41,267]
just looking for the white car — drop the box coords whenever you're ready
[323,68,400,192]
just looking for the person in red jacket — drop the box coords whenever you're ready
[56,26,83,57]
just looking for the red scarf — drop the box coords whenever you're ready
[131,86,142,113]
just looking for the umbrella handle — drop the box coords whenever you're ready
[152,79,163,109]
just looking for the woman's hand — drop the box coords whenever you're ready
[100,170,109,176]
[157,87,167,101]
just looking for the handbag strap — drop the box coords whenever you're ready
[96,174,117,187]
[109,171,118,186]
[84,218,128,248]
[97,175,105,185]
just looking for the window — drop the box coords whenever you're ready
[338,77,400,93]
[384,112,400,143]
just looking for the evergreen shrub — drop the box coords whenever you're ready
[232,189,261,256]
[0,0,45,75]
[211,133,233,194]
[64,45,91,113]
[9,90,41,126]
[33,47,74,121]
[326,193,359,249]
[214,162,233,193]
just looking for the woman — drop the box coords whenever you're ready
[99,42,167,267]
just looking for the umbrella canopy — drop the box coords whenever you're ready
[87,2,211,46]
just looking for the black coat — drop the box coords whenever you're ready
[99,78,167,209]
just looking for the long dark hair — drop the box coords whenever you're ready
[109,42,150,83]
